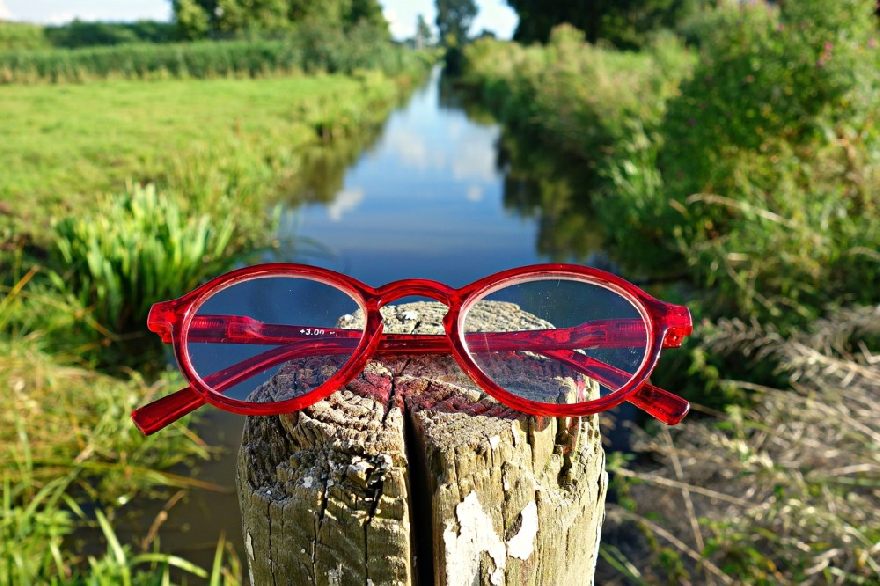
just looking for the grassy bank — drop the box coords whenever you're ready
[0,45,430,581]
[1,73,406,228]
[604,308,880,584]
[0,330,236,584]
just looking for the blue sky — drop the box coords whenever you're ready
[0,0,518,40]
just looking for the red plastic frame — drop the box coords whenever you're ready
[132,263,693,434]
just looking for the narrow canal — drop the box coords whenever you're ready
[146,66,623,571]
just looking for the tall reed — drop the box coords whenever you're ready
[0,32,432,85]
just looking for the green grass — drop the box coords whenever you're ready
[0,331,235,583]
[0,73,401,229]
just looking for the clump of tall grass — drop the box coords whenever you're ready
[0,337,212,499]
[0,28,433,85]
[1,477,239,584]
[603,306,880,584]
[52,183,257,335]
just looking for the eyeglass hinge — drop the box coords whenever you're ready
[661,304,693,348]
[147,300,176,343]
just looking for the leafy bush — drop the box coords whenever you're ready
[0,22,50,51]
[653,0,880,326]
[44,20,176,48]
[461,26,694,171]
[464,3,880,330]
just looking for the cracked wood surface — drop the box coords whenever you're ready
[236,301,607,586]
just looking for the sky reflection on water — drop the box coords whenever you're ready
[278,68,584,287]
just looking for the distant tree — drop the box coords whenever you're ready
[214,0,289,34]
[435,0,477,46]
[348,0,388,31]
[171,0,388,39]
[415,14,433,48]
[172,0,210,40]
[506,0,702,48]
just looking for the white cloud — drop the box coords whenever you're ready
[327,187,365,222]
[386,128,432,169]
[466,185,484,202]
[452,140,497,182]
[470,0,517,38]
[382,7,410,40]
[6,0,171,23]
[0,1,12,20]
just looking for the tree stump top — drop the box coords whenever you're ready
[237,301,607,585]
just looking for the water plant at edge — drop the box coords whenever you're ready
[51,183,246,335]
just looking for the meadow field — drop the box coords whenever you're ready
[0,22,430,581]
[1,74,403,225]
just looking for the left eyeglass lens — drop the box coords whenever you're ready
[184,276,365,404]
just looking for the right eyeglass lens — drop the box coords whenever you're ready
[461,276,649,404]
[184,275,365,405]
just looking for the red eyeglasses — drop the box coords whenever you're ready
[132,263,693,434]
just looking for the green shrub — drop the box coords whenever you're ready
[463,3,880,330]
[44,20,176,48]
[654,0,880,326]
[0,22,50,51]
[461,26,693,171]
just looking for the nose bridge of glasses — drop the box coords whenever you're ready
[375,279,458,308]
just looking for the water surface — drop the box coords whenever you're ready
[277,67,608,284]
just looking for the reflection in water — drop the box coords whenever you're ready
[497,130,609,263]
[279,117,387,205]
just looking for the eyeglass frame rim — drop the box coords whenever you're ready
[150,262,690,419]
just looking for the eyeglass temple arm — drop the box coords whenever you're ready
[133,328,688,434]
[541,350,689,424]
[133,339,348,434]
[133,386,206,435]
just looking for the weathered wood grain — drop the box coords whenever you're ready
[236,301,607,586]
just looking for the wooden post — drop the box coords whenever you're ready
[236,301,608,586]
